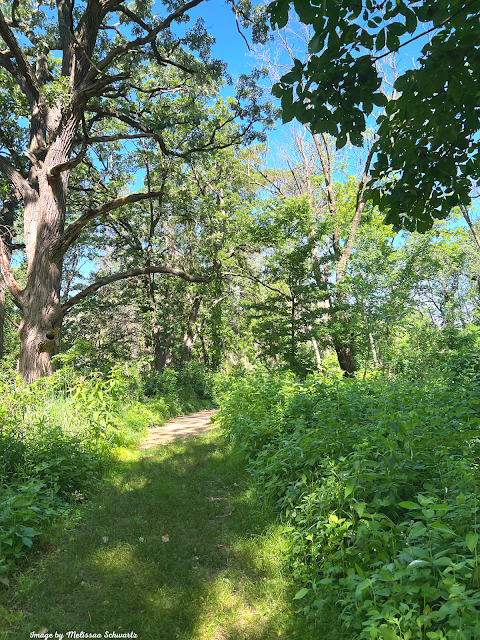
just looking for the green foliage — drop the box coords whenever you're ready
[268,0,480,229]
[141,361,215,413]
[218,370,480,638]
[0,362,213,576]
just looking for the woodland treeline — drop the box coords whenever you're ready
[0,0,479,380]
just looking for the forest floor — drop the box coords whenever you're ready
[1,412,316,640]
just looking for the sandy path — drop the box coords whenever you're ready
[138,409,218,449]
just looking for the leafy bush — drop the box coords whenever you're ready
[218,372,480,639]
[141,362,215,411]
[0,480,65,575]
[0,362,213,577]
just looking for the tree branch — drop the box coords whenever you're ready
[0,51,36,102]
[0,9,41,99]
[47,142,88,178]
[0,155,38,202]
[86,132,152,144]
[82,0,205,84]
[0,233,22,304]
[0,306,20,329]
[51,190,164,259]
[224,271,289,298]
[336,144,375,282]
[59,264,215,318]
[461,204,480,252]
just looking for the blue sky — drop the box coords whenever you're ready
[180,1,259,79]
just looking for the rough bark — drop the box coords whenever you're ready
[333,338,356,378]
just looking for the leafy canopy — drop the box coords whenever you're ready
[268,0,480,231]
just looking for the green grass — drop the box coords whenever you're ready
[0,428,316,640]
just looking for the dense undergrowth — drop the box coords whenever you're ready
[218,363,480,640]
[0,362,214,580]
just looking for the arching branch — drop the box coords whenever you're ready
[51,190,164,260]
[58,264,215,319]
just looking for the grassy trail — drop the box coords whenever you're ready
[1,427,314,640]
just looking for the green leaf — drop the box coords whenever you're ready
[355,579,371,596]
[268,0,289,28]
[379,627,400,640]
[430,522,455,536]
[353,502,366,517]
[376,29,386,50]
[344,477,356,498]
[408,522,427,540]
[398,501,421,509]
[294,587,310,599]
[466,533,478,553]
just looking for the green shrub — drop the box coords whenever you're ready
[218,372,480,639]
[0,480,65,575]
[0,362,213,577]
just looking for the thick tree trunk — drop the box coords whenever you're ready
[152,325,173,371]
[333,338,356,377]
[18,246,63,382]
[16,136,70,382]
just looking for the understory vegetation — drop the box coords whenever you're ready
[0,363,214,581]
[1,0,480,635]
[218,359,480,640]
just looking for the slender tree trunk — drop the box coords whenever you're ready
[311,336,322,371]
[461,204,480,252]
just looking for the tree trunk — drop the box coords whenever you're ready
[180,295,201,364]
[16,134,70,382]
[333,338,356,377]
[152,325,173,371]
[311,336,322,371]
[18,245,63,383]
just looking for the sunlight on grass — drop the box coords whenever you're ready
[0,429,314,640]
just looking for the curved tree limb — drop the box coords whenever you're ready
[51,190,164,259]
[0,233,22,304]
[82,0,205,85]
[58,264,215,319]
[0,155,38,202]
[0,9,41,99]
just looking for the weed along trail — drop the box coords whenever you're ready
[2,412,307,640]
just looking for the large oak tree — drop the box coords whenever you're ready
[0,0,270,381]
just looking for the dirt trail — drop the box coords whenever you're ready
[138,409,218,449]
